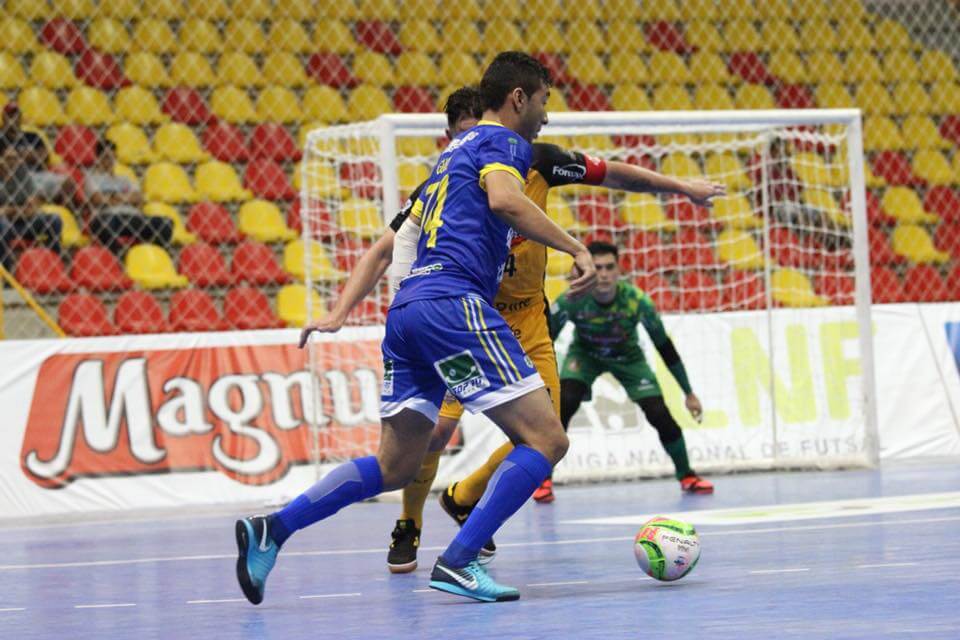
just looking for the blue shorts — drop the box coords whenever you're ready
[380,295,544,423]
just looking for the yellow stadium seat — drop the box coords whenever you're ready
[437,20,480,53]
[793,152,843,188]
[340,197,382,239]
[901,115,949,149]
[768,52,810,84]
[224,19,267,54]
[611,85,652,111]
[9,0,50,20]
[694,84,735,110]
[844,51,884,82]
[399,20,442,54]
[218,52,264,88]
[257,86,303,124]
[297,161,345,198]
[609,53,650,84]
[638,0,682,20]
[864,117,907,151]
[115,86,167,126]
[211,86,258,124]
[481,19,523,53]
[106,123,157,165]
[881,187,938,224]
[661,153,701,179]
[762,20,800,52]
[39,204,86,248]
[713,194,761,228]
[263,52,309,88]
[882,50,921,82]
[835,19,874,50]
[716,229,764,269]
[196,161,253,202]
[30,52,77,90]
[267,19,312,54]
[892,81,932,114]
[757,0,790,17]
[705,152,751,190]
[18,87,64,127]
[911,150,953,186]
[179,19,222,54]
[649,52,692,84]
[567,54,611,85]
[316,20,357,54]
[563,0,602,19]
[815,82,855,108]
[569,20,607,54]
[525,21,568,54]
[544,277,568,303]
[303,86,348,123]
[607,21,651,53]
[721,20,763,52]
[398,162,431,197]
[101,0,140,19]
[620,193,676,231]
[58,0,91,20]
[395,52,441,87]
[187,0,230,20]
[603,0,644,19]
[65,87,115,126]
[571,134,615,153]
[0,53,25,89]
[125,244,189,289]
[545,192,581,231]
[734,85,775,110]
[793,0,829,19]
[277,0,314,19]
[652,85,693,110]
[277,284,325,327]
[546,249,574,277]
[772,270,827,307]
[358,0,399,20]
[170,52,216,88]
[855,82,896,116]
[930,82,960,114]
[681,0,720,20]
[239,199,296,242]
[804,189,849,227]
[88,18,130,54]
[143,0,184,19]
[874,18,915,51]
[232,0,272,19]
[155,123,208,164]
[548,92,570,113]
[865,163,887,189]
[919,50,958,83]
[397,137,437,157]
[798,20,838,51]
[284,239,343,281]
[0,18,38,53]
[892,225,950,264]
[439,52,482,86]
[831,0,868,19]
[142,202,197,245]
[353,51,394,87]
[144,163,199,204]
[124,52,171,89]
[401,0,441,20]
[347,85,392,121]
[685,21,725,51]
[689,51,733,84]
[716,0,758,19]
[132,19,177,54]
[805,51,845,81]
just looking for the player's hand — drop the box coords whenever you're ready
[298,313,346,348]
[685,393,703,423]
[684,180,726,208]
[566,250,597,300]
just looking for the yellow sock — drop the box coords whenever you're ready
[401,450,442,529]
[452,442,514,507]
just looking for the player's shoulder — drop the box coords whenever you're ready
[621,281,654,307]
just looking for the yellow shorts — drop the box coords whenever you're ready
[438,299,560,421]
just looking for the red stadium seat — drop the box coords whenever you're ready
[815,274,855,305]
[343,297,387,326]
[306,53,358,88]
[635,274,680,312]
[289,199,339,237]
[776,84,815,109]
[871,266,905,303]
[533,52,572,86]
[59,294,116,337]
[770,226,812,268]
[615,134,658,150]
[567,83,611,111]
[178,242,233,287]
[114,290,168,334]
[186,202,242,244]
[939,115,960,146]
[577,194,621,230]
[16,248,72,294]
[903,264,949,302]
[162,87,213,125]
[728,52,775,85]
[934,223,960,259]
[860,190,896,226]
[645,21,692,53]
[203,121,248,162]
[625,231,678,272]
[224,286,284,330]
[679,270,721,311]
[924,187,960,223]
[340,161,380,200]
[69,246,133,291]
[945,265,960,301]
[666,197,713,227]
[244,159,295,200]
[871,151,920,186]
[231,240,290,285]
[393,86,435,113]
[869,227,902,266]
[248,123,301,162]
[54,125,98,166]
[75,50,129,90]
[355,21,403,55]
[40,19,87,55]
[333,233,372,272]
[676,228,719,267]
[723,271,766,310]
[169,289,229,332]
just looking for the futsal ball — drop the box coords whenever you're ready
[634,517,700,582]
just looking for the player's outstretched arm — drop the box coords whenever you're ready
[602,161,727,208]
[485,170,597,297]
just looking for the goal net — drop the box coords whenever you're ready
[301,109,878,482]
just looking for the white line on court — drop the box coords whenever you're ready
[299,592,362,599]
[855,562,917,569]
[749,568,811,575]
[186,598,247,604]
[412,589,433,593]
[2,514,958,573]
[0,607,25,612]
[527,580,591,587]
[74,603,136,609]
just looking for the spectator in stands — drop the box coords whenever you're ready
[0,103,75,205]
[84,140,172,254]
[0,147,63,270]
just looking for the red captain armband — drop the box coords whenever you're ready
[582,153,607,185]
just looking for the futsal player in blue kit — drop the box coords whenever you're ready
[234,52,597,603]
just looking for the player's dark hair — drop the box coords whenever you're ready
[480,51,551,111]
[588,241,619,259]
[443,86,483,130]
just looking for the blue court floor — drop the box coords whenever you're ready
[2,459,959,640]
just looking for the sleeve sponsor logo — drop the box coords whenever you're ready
[20,343,384,489]
[552,163,587,180]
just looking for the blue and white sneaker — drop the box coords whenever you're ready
[429,557,519,602]
[235,515,279,605]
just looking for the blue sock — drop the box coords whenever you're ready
[441,445,552,568]
[269,456,383,548]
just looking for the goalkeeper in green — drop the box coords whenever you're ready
[542,240,714,502]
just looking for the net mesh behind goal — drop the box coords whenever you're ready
[301,110,878,478]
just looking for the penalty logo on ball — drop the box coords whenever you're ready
[634,516,701,582]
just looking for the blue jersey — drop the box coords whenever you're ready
[391,121,532,308]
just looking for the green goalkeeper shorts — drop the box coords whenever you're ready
[560,347,662,402]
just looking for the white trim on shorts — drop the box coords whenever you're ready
[380,396,441,424]
[462,372,545,414]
